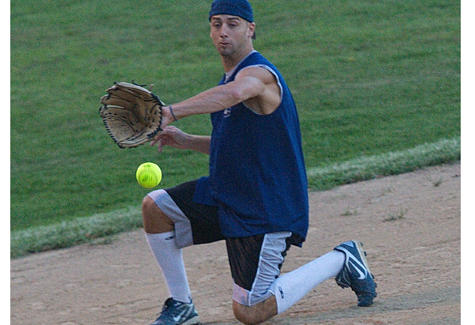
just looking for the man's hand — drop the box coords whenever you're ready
[150,126,190,152]
[150,126,212,155]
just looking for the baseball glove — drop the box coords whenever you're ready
[99,82,164,148]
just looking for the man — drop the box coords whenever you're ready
[142,1,377,324]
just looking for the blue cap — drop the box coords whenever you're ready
[209,0,254,22]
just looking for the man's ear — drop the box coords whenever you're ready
[248,22,256,39]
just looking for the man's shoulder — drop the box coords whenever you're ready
[243,51,271,66]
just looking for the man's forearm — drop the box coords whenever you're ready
[185,134,211,155]
[170,76,264,120]
[171,84,240,119]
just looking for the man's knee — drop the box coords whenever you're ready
[232,297,277,325]
[141,195,174,233]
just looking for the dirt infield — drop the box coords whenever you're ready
[11,163,461,324]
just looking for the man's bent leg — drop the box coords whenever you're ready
[232,297,277,325]
[228,232,345,324]
[232,249,344,324]
[143,182,221,325]
[226,233,290,324]
[269,250,345,314]
[142,192,192,304]
[142,195,174,234]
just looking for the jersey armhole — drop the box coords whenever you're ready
[239,65,283,116]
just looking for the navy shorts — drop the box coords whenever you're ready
[147,179,292,306]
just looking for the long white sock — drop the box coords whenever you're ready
[271,250,345,314]
[146,231,192,303]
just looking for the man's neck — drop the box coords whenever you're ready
[223,50,258,83]
[221,46,255,73]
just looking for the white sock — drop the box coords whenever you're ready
[271,250,345,314]
[145,231,192,303]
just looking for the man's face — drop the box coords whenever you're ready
[210,15,255,57]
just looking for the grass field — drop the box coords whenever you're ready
[11,0,460,253]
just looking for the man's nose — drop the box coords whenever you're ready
[220,25,230,38]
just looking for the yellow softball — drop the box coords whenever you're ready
[136,162,162,188]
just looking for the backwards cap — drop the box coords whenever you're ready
[209,0,254,23]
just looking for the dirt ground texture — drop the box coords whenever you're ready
[11,163,461,325]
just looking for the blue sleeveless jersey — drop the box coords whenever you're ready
[194,52,308,245]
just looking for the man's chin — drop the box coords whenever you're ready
[218,48,233,56]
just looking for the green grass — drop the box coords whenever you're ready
[11,0,460,237]
[11,207,143,258]
[307,137,460,189]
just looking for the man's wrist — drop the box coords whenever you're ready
[168,105,178,122]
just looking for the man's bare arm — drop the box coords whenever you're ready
[152,66,281,152]
[166,66,280,120]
